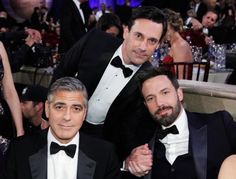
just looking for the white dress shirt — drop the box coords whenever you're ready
[48,128,79,179]
[160,107,189,165]
[86,45,140,125]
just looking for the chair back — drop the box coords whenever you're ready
[160,61,210,82]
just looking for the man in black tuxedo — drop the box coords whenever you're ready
[125,67,236,179]
[5,77,120,179]
[59,0,93,52]
[52,6,168,161]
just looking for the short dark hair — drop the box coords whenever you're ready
[96,13,122,33]
[127,6,167,43]
[137,67,180,92]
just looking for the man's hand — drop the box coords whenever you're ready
[125,144,153,177]
[190,18,203,31]
[25,28,42,46]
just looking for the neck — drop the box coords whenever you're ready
[170,31,181,44]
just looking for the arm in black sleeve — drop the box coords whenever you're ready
[8,44,31,73]
[0,30,27,44]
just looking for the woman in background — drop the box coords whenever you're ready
[0,41,24,177]
[0,41,24,139]
[162,9,193,79]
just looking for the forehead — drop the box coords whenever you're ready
[142,75,173,92]
[205,12,217,20]
[131,18,163,39]
[49,90,84,105]
[21,100,34,105]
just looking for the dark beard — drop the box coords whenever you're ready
[152,101,182,127]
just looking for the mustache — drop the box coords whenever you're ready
[154,105,173,115]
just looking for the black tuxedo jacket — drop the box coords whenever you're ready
[53,29,156,160]
[144,110,236,179]
[60,0,92,52]
[5,131,120,179]
[196,2,207,22]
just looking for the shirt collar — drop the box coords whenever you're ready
[48,127,79,146]
[162,106,188,136]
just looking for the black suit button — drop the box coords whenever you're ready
[171,167,175,172]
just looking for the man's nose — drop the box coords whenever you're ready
[139,40,148,51]
[64,109,71,121]
[155,97,164,107]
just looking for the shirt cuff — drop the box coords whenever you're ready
[186,17,192,25]
[120,160,128,172]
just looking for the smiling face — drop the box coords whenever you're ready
[45,90,87,144]
[142,75,183,127]
[122,18,163,65]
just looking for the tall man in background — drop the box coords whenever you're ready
[59,0,94,52]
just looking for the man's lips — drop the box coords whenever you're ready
[155,106,172,116]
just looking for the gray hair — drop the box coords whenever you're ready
[47,77,88,108]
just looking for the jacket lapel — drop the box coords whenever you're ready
[77,150,96,179]
[77,134,96,179]
[29,145,47,179]
[187,112,207,179]
[80,52,113,98]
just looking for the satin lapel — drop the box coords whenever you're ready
[29,145,47,179]
[71,1,84,25]
[81,52,113,98]
[77,150,96,179]
[188,112,207,179]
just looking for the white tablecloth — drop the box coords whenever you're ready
[192,68,232,83]
[12,66,53,87]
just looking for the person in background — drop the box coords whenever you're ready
[52,6,167,165]
[20,85,49,135]
[188,0,208,22]
[188,10,218,31]
[59,0,94,52]
[161,9,193,79]
[5,77,121,179]
[125,67,236,179]
[96,13,122,37]
[115,0,132,26]
[95,3,111,21]
[8,28,42,72]
[185,9,229,45]
[0,41,24,139]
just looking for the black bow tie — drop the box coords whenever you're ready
[50,142,76,158]
[156,125,179,139]
[110,56,133,78]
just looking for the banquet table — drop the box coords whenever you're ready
[12,66,53,87]
[192,67,232,83]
